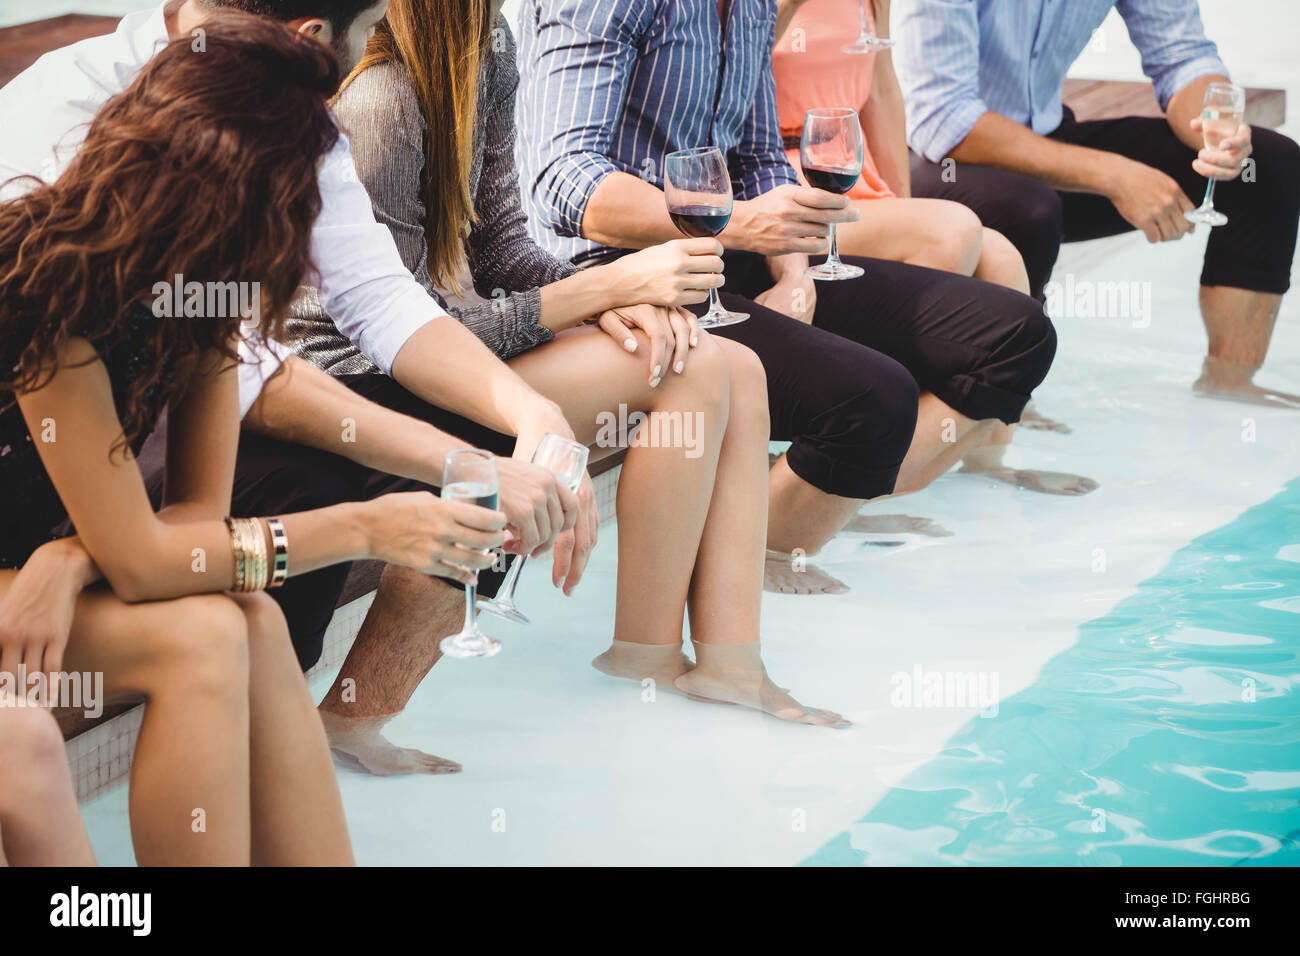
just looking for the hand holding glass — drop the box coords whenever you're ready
[439,449,501,658]
[664,146,749,328]
[1185,82,1246,228]
[801,108,865,281]
[477,434,590,625]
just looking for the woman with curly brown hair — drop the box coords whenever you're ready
[0,12,506,864]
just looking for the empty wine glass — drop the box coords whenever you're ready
[439,449,501,658]
[478,433,590,625]
[1185,82,1246,227]
[801,107,865,280]
[664,146,749,328]
[842,0,895,54]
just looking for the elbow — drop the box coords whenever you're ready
[101,561,156,604]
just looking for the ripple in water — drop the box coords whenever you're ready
[804,480,1300,866]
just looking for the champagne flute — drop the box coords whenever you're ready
[801,107,865,280]
[477,433,590,625]
[1185,82,1246,228]
[842,0,895,54]
[664,146,749,328]
[439,449,502,658]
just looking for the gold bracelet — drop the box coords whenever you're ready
[266,517,289,589]
[245,518,268,592]
[225,516,247,592]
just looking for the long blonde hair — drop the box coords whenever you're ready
[341,0,491,290]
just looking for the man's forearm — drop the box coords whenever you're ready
[1168,73,1232,151]
[243,355,458,486]
[581,171,682,250]
[949,110,1119,194]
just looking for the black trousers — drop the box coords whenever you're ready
[133,375,516,671]
[701,251,1057,499]
[910,107,1300,301]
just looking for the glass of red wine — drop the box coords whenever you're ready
[664,146,749,328]
[800,108,865,281]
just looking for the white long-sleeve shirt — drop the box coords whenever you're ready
[0,2,446,417]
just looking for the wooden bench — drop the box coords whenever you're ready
[1062,78,1287,128]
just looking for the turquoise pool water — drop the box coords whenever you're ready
[803,479,1300,867]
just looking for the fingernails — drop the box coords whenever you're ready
[650,376,662,387]
[674,361,685,373]
[652,364,662,378]
[690,334,699,346]
[624,338,636,351]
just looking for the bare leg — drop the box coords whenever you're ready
[511,329,844,726]
[318,569,465,776]
[832,197,984,276]
[17,577,256,866]
[765,459,857,595]
[1194,287,1298,407]
[676,342,848,726]
[232,593,352,866]
[894,394,995,496]
[0,705,95,866]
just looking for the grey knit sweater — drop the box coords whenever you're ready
[288,18,573,373]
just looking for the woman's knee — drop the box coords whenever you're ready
[716,339,770,436]
[0,706,69,807]
[976,228,1032,295]
[663,330,731,415]
[915,200,983,275]
[143,595,249,702]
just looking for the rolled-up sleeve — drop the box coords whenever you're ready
[236,334,292,420]
[896,0,989,163]
[523,0,650,238]
[732,18,800,199]
[1116,0,1228,111]
[309,134,447,374]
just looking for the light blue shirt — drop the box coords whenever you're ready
[895,0,1228,163]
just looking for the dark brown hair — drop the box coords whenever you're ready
[0,11,341,448]
[342,0,490,291]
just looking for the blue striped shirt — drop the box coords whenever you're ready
[895,0,1229,163]
[516,0,798,263]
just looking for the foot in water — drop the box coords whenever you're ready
[763,549,849,595]
[842,513,954,537]
[673,642,849,728]
[592,639,694,693]
[959,446,1098,496]
[1192,377,1300,409]
[320,710,461,776]
[1018,401,1072,433]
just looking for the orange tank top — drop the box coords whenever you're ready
[773,0,895,200]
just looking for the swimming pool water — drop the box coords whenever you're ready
[803,478,1300,866]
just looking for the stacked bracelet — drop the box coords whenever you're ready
[267,517,289,589]
[225,516,271,592]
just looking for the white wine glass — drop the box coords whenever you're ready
[439,449,501,658]
[478,433,590,625]
[664,146,749,328]
[1185,82,1246,228]
[842,0,895,54]
[801,107,865,280]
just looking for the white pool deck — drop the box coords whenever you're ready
[11,0,1294,865]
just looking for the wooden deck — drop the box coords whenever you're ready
[0,13,118,87]
[1062,77,1286,128]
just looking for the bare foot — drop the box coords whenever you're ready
[320,710,461,777]
[592,639,694,694]
[1193,377,1300,409]
[1018,402,1072,433]
[959,465,1099,495]
[673,642,850,728]
[843,513,954,537]
[764,550,849,595]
